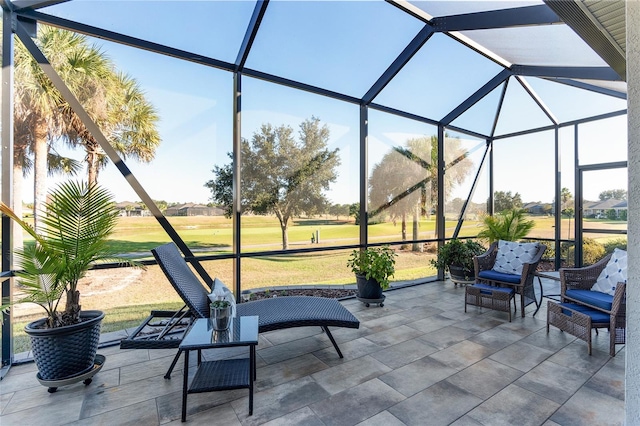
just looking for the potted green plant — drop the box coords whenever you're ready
[430,239,486,283]
[347,245,397,305]
[477,208,535,244]
[0,181,140,390]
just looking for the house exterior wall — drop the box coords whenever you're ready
[627,0,640,423]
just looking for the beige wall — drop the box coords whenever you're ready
[627,0,640,423]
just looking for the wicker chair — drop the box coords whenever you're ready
[560,254,626,356]
[474,241,547,317]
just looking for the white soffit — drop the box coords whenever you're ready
[459,24,609,67]
[408,0,542,17]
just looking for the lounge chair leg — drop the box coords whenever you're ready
[164,349,183,379]
[322,326,344,358]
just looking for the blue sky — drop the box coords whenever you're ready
[26,0,628,206]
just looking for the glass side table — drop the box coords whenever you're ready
[179,316,259,422]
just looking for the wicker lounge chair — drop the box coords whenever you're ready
[120,243,360,378]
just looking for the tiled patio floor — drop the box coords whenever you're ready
[0,281,625,425]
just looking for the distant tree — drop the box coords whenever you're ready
[329,203,349,220]
[206,154,233,217]
[205,117,340,250]
[349,203,360,225]
[560,187,573,213]
[154,200,169,211]
[447,197,466,214]
[369,135,473,250]
[493,190,523,212]
[599,189,627,200]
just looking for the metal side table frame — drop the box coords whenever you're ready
[179,316,259,422]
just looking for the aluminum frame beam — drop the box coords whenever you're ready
[431,4,562,32]
[544,77,627,99]
[15,9,236,72]
[452,141,491,238]
[10,0,66,10]
[235,0,269,71]
[1,6,15,372]
[516,75,558,125]
[441,68,511,125]
[512,65,622,81]
[362,24,434,104]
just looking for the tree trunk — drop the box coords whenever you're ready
[12,163,24,251]
[281,221,289,250]
[87,150,98,186]
[274,210,290,250]
[33,121,48,234]
[400,214,408,250]
[63,289,82,325]
[412,206,422,252]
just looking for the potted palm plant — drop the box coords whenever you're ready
[0,181,139,391]
[430,239,486,284]
[476,208,535,243]
[347,245,396,307]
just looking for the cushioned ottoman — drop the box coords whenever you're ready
[546,301,610,355]
[465,283,516,322]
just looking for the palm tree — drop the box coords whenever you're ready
[13,26,160,232]
[63,72,160,185]
[368,134,474,250]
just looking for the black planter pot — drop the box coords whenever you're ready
[25,310,104,381]
[449,265,475,283]
[355,274,383,300]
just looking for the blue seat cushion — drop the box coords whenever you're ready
[478,269,521,284]
[565,289,613,311]
[471,283,515,295]
[558,303,610,323]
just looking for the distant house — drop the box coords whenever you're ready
[164,203,222,217]
[522,202,552,215]
[115,201,150,217]
[583,199,627,218]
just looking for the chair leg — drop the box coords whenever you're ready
[322,326,344,358]
[164,349,182,379]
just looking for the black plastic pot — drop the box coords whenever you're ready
[25,310,104,381]
[449,265,475,283]
[355,274,383,300]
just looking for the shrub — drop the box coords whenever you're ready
[566,238,605,266]
[430,239,486,273]
[603,238,627,254]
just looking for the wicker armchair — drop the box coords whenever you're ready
[474,241,547,317]
[560,254,626,356]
